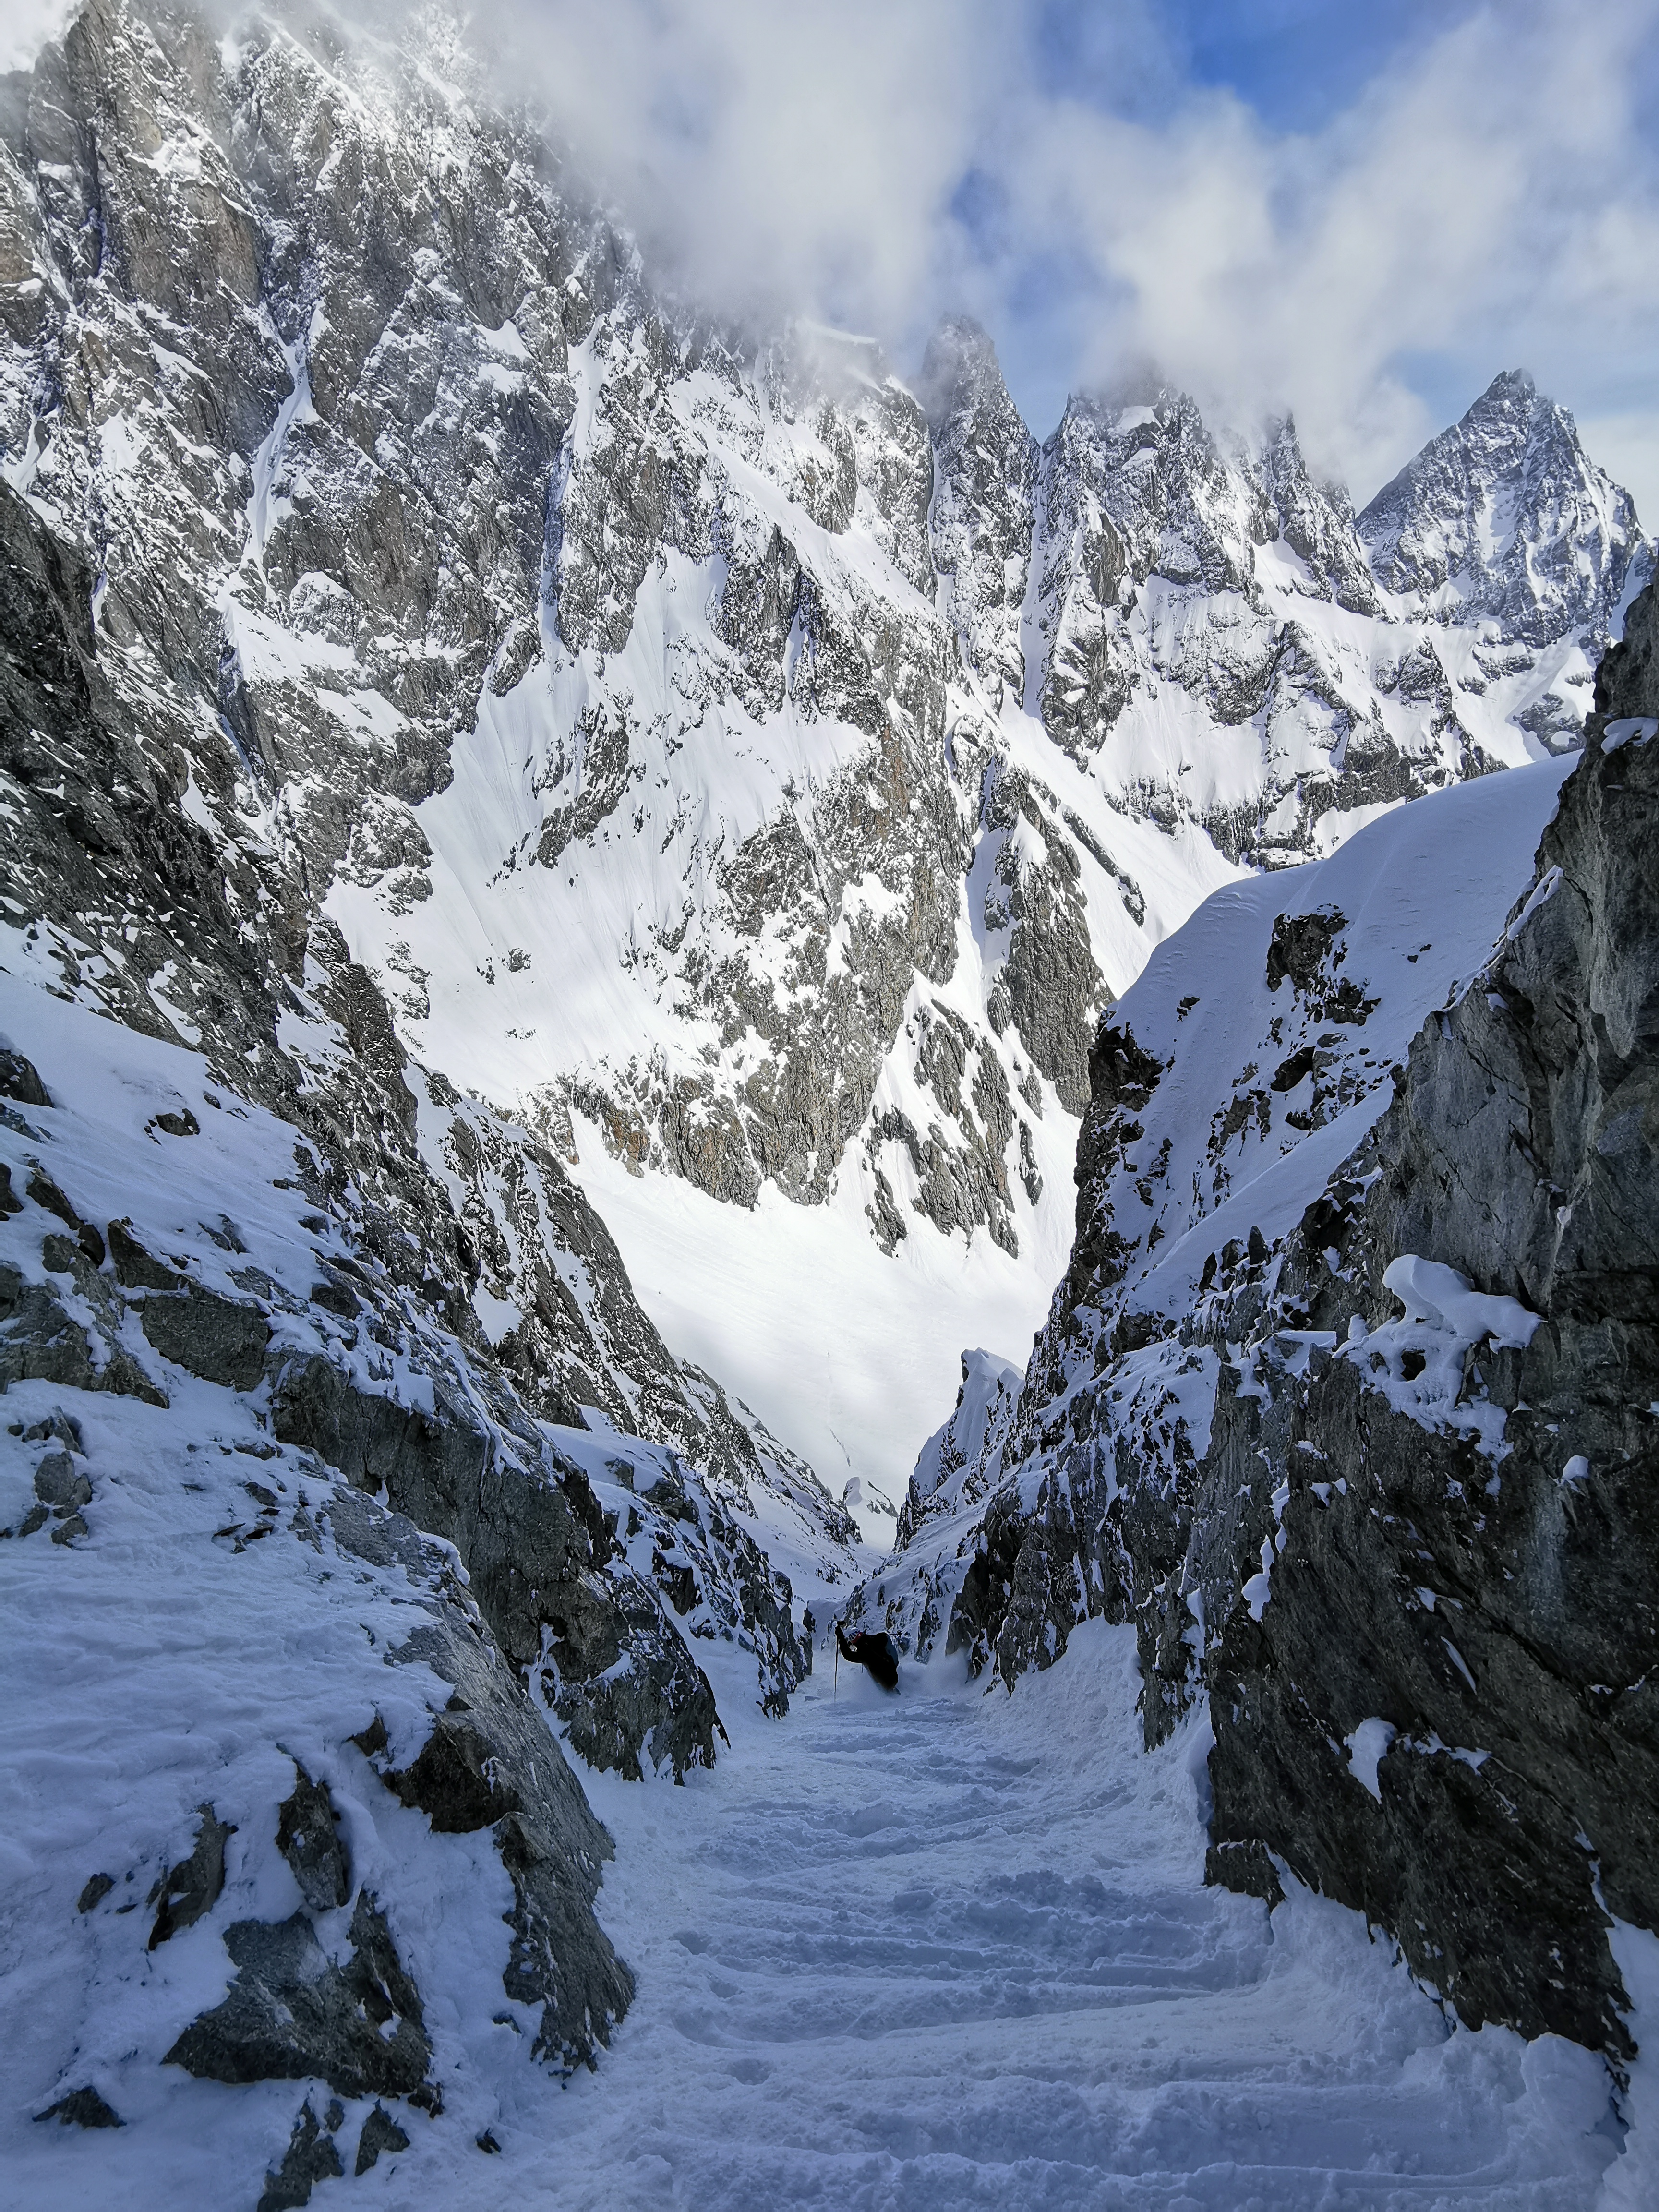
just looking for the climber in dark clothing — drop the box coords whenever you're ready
[835,1621,900,1692]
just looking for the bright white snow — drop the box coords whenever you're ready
[556,1629,1635,2209]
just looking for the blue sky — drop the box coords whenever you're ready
[982,0,1659,507]
[1137,0,1483,129]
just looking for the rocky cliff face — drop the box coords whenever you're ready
[0,2,878,2174]
[851,743,1579,1679]
[1201,580,1659,2060]
[0,457,829,1760]
[867,575,1659,2063]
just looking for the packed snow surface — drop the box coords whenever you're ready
[550,1630,1632,2211]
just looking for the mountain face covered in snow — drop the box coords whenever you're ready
[1,0,1657,2189]
[0,415,874,2193]
[0,3,883,2180]
[859,573,1659,2062]
[0,0,1645,1327]
[1359,367,1642,662]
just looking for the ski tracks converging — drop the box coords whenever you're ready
[538,1624,1619,2212]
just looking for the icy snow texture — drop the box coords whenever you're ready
[553,1628,1623,2208]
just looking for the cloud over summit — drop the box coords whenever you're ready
[482,0,1659,514]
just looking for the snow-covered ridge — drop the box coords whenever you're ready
[856,747,1578,1672]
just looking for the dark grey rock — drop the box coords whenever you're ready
[0,1265,167,1398]
[372,1609,635,2071]
[76,1872,114,1912]
[1265,907,1344,994]
[1204,1838,1284,1910]
[0,1044,51,1107]
[34,2087,122,2128]
[354,2104,409,2176]
[148,1804,234,1949]
[1597,552,1659,718]
[139,1284,270,1391]
[166,1891,432,2100]
[20,1410,83,1448]
[256,2101,342,2212]
[24,1168,87,1240]
[276,1355,728,1779]
[275,1760,349,1913]
[107,1220,181,1292]
[1204,643,1659,2057]
[34,1450,90,1511]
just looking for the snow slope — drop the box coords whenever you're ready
[366,1626,1638,2208]
[565,1093,1075,1514]
[1066,749,1583,1327]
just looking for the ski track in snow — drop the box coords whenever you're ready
[536,1625,1624,2212]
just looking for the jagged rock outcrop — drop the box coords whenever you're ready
[6,1244,638,2199]
[1201,583,1659,2058]
[920,315,1038,713]
[850,741,1580,1685]
[871,574,1659,2063]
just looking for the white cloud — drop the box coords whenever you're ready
[1580,414,1659,534]
[21,0,1657,510]
[476,0,1659,512]
[0,0,76,72]
[483,0,1012,334]
[998,1,1659,500]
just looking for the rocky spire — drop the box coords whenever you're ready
[918,315,1037,710]
[1358,368,1649,648]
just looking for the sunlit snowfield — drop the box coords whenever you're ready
[534,1625,1629,2212]
[567,1111,1075,1517]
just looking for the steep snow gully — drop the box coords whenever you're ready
[5,3,1659,2206]
[25,1629,1624,2205]
[482,1636,1623,2209]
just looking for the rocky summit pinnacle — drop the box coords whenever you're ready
[1358,367,1642,654]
